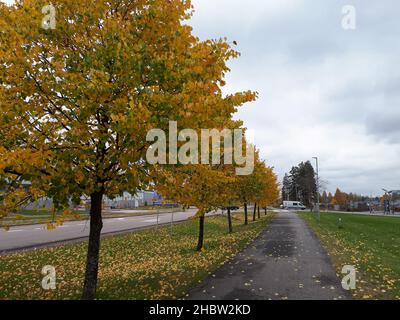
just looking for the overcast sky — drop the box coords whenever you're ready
[189,0,400,196]
[3,0,399,195]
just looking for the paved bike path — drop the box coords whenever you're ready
[187,211,351,300]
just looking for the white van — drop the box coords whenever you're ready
[281,201,306,210]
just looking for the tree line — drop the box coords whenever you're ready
[322,189,380,208]
[282,160,379,210]
[0,0,279,300]
[282,161,317,208]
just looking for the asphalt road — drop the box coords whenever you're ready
[187,210,351,300]
[0,208,210,253]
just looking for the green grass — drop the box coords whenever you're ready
[0,210,89,227]
[301,212,400,300]
[0,214,274,300]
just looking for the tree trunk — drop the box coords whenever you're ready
[244,203,248,225]
[196,215,205,252]
[265,207,267,215]
[257,205,261,219]
[227,207,233,234]
[253,203,257,221]
[82,191,104,300]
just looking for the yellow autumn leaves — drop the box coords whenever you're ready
[0,215,273,300]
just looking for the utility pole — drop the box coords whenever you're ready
[313,157,320,222]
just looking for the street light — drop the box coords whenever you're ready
[313,157,320,222]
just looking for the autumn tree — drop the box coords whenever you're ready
[334,188,348,207]
[154,122,256,248]
[219,172,239,234]
[259,167,279,214]
[0,0,255,299]
[212,129,254,234]
[250,161,279,219]
[328,192,333,205]
[155,164,235,251]
[233,149,264,225]
[218,149,278,231]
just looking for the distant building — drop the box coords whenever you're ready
[21,190,163,211]
[103,190,162,209]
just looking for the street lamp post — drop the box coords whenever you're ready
[313,157,320,222]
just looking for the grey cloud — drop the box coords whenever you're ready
[366,112,400,143]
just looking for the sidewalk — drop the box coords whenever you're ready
[186,211,351,300]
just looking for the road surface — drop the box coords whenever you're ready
[187,210,351,300]
[0,208,212,254]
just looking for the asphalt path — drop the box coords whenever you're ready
[187,210,351,300]
[0,208,213,253]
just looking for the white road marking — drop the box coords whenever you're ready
[9,230,23,233]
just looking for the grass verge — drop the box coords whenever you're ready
[0,210,88,227]
[0,213,274,300]
[301,212,400,300]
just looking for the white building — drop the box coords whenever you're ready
[22,190,162,211]
[103,190,161,209]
